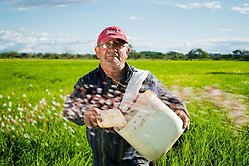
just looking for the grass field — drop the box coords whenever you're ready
[0,59,248,166]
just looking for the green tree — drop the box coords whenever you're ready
[186,48,209,59]
[232,49,249,60]
[166,51,185,60]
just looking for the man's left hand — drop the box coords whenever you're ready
[175,110,190,130]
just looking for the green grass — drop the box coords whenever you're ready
[0,59,248,166]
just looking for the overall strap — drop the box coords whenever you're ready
[120,69,149,112]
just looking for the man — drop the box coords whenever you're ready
[64,26,190,166]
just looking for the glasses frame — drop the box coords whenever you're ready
[97,41,129,50]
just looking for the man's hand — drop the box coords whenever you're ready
[84,107,101,128]
[175,110,190,130]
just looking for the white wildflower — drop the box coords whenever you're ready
[8,102,12,107]
[40,98,47,105]
[60,95,67,101]
[24,133,30,139]
[17,107,24,111]
[33,105,38,111]
[38,115,44,119]
[30,119,37,124]
[51,106,56,111]
[52,100,60,106]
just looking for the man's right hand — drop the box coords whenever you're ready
[84,107,101,128]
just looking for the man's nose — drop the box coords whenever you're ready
[108,46,118,52]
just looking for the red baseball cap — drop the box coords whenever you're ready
[97,26,128,45]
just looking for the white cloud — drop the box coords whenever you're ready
[217,27,233,32]
[1,29,248,54]
[0,29,95,53]
[178,37,249,53]
[2,0,97,10]
[129,36,154,49]
[175,3,201,9]
[130,36,249,54]
[124,16,141,21]
[174,1,222,10]
[151,0,170,5]
[232,4,249,15]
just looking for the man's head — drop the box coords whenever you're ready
[95,26,130,69]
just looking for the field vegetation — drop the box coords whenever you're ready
[0,59,248,165]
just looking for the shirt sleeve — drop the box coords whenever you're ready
[63,79,88,126]
[63,77,123,126]
[140,72,189,117]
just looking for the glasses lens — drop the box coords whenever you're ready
[102,43,108,49]
[99,41,127,49]
[113,43,122,49]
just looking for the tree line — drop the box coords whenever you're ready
[0,48,248,60]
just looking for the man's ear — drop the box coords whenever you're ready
[95,47,99,59]
[126,46,131,54]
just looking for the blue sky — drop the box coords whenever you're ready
[0,0,249,54]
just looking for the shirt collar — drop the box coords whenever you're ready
[98,62,135,84]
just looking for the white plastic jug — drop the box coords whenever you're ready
[115,90,184,161]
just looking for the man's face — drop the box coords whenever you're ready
[95,39,130,68]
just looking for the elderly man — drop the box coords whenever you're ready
[64,26,190,166]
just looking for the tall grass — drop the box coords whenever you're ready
[0,59,248,166]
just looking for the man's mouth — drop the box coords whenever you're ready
[107,52,119,58]
[106,54,120,63]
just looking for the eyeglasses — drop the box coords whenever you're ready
[97,41,129,50]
